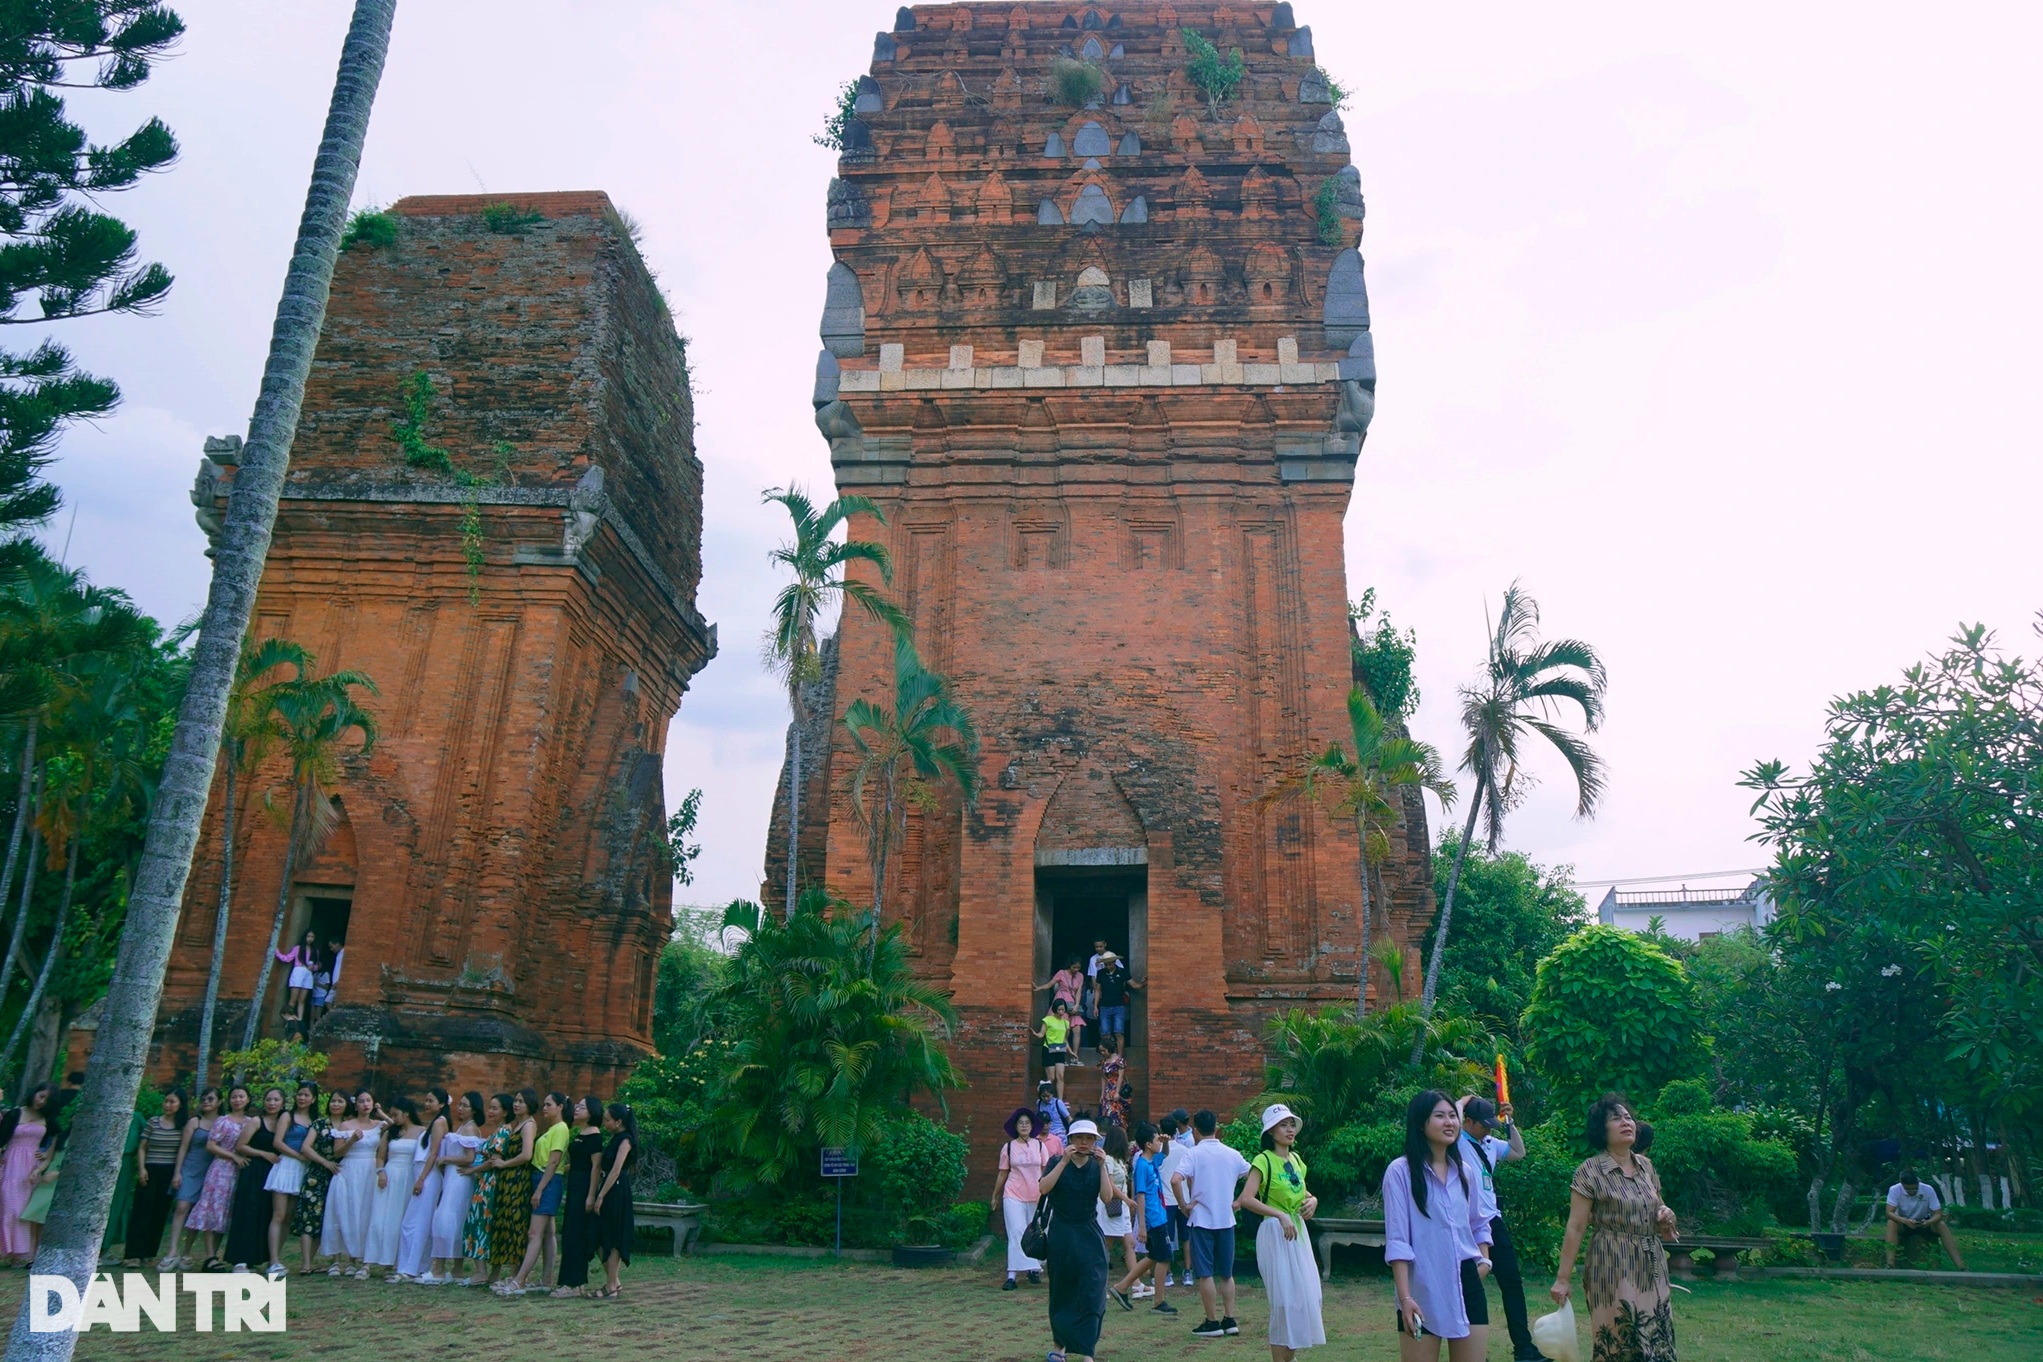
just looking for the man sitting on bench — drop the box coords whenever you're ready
[1884,1170,1965,1270]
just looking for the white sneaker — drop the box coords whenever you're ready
[1164,1273,1177,1287]
[1132,1283,1155,1299]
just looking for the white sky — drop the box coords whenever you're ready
[37,2,2043,908]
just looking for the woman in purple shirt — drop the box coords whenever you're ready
[1381,1090,1492,1359]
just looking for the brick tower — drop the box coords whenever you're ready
[775,4,1435,1157]
[157,192,717,1094]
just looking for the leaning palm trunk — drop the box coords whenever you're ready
[1355,835,1374,1020]
[239,785,308,1052]
[1412,768,1486,1066]
[5,7,395,1355]
[0,724,37,976]
[784,700,802,923]
[193,760,238,1090]
[0,847,75,1080]
[0,771,39,1006]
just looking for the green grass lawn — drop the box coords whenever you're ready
[9,1253,2038,1361]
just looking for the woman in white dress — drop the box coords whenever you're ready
[320,1090,386,1278]
[423,1091,485,1285]
[1238,1103,1325,1360]
[366,1097,424,1277]
[397,1089,449,1281]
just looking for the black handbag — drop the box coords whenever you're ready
[1020,1197,1054,1259]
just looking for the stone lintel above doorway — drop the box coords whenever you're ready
[1036,846,1148,868]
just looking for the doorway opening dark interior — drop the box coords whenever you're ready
[1034,866,1147,1124]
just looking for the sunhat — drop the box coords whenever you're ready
[1261,1103,1302,1134]
[1067,1119,1101,1138]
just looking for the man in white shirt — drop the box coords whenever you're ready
[1171,1109,1249,1338]
[1460,1096,1539,1360]
[1885,1171,1965,1269]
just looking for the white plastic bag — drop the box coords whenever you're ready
[1531,1297,1581,1362]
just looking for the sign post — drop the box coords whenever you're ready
[821,1147,859,1257]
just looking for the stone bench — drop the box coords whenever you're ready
[1310,1217,1385,1281]
[632,1201,706,1257]
[1667,1235,1770,1281]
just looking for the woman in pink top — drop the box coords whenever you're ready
[276,931,319,1033]
[991,1107,1049,1289]
[0,1084,54,1262]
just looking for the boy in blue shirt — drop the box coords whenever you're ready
[1113,1122,1178,1315]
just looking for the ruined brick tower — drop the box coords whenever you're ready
[774,4,1435,1155]
[156,192,716,1094]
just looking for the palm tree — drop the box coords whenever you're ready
[1413,583,1606,1062]
[707,886,961,1187]
[237,665,377,1052]
[1265,686,1455,1019]
[762,485,907,922]
[842,635,981,957]
[0,556,149,1010]
[14,4,396,1332]
[195,638,308,1089]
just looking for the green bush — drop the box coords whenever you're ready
[1181,28,1245,112]
[1654,1077,1713,1116]
[481,201,542,234]
[1494,1120,1579,1269]
[1304,1120,1403,1206]
[1645,1110,1799,1233]
[1049,57,1105,107]
[216,1039,329,1092]
[340,207,397,252]
[1522,925,1709,1107]
[616,1039,728,1195]
[866,1109,969,1242]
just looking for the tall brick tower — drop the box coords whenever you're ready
[157,192,717,1094]
[775,4,1435,1154]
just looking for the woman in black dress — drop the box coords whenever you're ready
[550,1095,606,1298]
[591,1102,638,1299]
[224,1087,285,1272]
[1037,1118,1126,1362]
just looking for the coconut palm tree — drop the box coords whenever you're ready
[16,5,397,1332]
[194,638,308,1089]
[842,635,981,957]
[1265,686,1455,1019]
[763,484,907,922]
[237,665,377,1052]
[1413,582,1606,1062]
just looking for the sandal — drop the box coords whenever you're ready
[548,1286,580,1299]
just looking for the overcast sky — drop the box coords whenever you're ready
[38,2,2043,909]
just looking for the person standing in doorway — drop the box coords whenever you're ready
[1097,1035,1130,1131]
[1175,1109,1250,1339]
[1459,1096,1540,1360]
[1083,939,1112,1054]
[1036,1001,1076,1102]
[1092,950,1141,1054]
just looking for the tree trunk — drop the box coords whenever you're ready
[194,758,237,1091]
[1355,820,1373,1020]
[0,723,38,982]
[0,762,41,1007]
[1413,769,1486,1065]
[5,7,394,1353]
[0,845,75,1079]
[785,712,801,923]
[1,827,42,993]
[239,785,306,1053]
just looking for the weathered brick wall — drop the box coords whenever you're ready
[769,3,1431,1176]
[156,192,716,1097]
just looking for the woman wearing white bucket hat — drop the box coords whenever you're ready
[1036,1119,1127,1362]
[1238,1104,1326,1358]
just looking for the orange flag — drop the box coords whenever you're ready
[1495,1054,1510,1107]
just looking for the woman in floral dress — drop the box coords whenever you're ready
[185,1086,252,1265]
[289,1091,346,1271]
[1551,1094,1678,1362]
[1097,1036,1129,1130]
[461,1095,511,1281]
[485,1089,538,1282]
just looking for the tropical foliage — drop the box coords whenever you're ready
[1521,925,1709,1108]
[702,889,961,1190]
[1180,28,1245,113]
[1419,583,1606,1056]
[1422,836,1588,1042]
[762,485,906,922]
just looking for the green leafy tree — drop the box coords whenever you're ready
[1422,835,1587,1041]
[1349,588,1420,720]
[1180,28,1245,115]
[1265,685,1453,1018]
[1521,925,1709,1107]
[194,638,308,1090]
[842,635,980,955]
[762,485,906,922]
[1742,619,2043,1123]
[0,2,183,553]
[237,662,377,1051]
[211,1038,327,1093]
[812,79,858,151]
[1262,1002,1496,1132]
[17,5,395,1332]
[705,887,960,1189]
[1418,582,1607,1061]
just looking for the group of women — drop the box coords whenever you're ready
[17,1081,643,1302]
